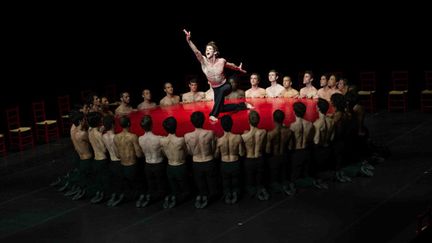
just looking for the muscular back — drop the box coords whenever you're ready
[73,127,92,160]
[313,116,335,146]
[114,131,142,166]
[290,118,314,150]
[241,127,267,158]
[139,132,163,164]
[216,132,244,162]
[89,127,107,160]
[184,129,216,162]
[266,126,293,155]
[160,134,187,166]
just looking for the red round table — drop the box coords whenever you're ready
[119,98,333,137]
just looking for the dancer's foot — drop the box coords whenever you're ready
[209,116,218,122]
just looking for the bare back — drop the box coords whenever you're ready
[139,132,163,164]
[290,118,314,150]
[216,132,244,162]
[73,126,92,160]
[266,125,293,155]
[160,134,187,166]
[313,115,335,146]
[114,130,143,166]
[89,127,107,160]
[102,131,120,161]
[184,129,216,162]
[241,127,267,158]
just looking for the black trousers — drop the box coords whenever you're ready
[210,82,247,117]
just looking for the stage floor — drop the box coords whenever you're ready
[1,111,431,242]
[127,98,331,137]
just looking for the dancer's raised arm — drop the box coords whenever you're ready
[183,29,204,63]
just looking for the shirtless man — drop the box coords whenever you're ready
[280,75,299,98]
[215,115,245,204]
[266,110,293,195]
[184,29,251,122]
[289,102,314,193]
[330,93,354,182]
[317,74,332,101]
[241,110,269,200]
[70,111,93,200]
[115,92,134,117]
[312,98,335,189]
[87,93,101,113]
[299,71,318,99]
[138,115,167,207]
[184,111,217,208]
[113,117,144,205]
[137,89,157,110]
[57,111,85,193]
[225,75,245,99]
[327,73,342,97]
[101,115,123,207]
[160,116,190,208]
[245,73,266,98]
[159,82,180,106]
[100,96,114,116]
[182,79,205,103]
[87,112,110,203]
[265,69,285,98]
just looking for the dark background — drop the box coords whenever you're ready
[1,5,431,132]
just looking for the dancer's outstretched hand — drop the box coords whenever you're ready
[183,29,191,41]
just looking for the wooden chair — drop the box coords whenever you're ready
[358,71,377,113]
[5,106,34,151]
[388,71,409,112]
[32,101,60,143]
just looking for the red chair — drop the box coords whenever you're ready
[388,71,409,112]
[358,71,377,113]
[0,133,6,156]
[58,95,71,134]
[32,101,60,143]
[420,71,432,112]
[5,106,34,151]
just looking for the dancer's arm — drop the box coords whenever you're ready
[183,29,204,63]
[225,61,247,73]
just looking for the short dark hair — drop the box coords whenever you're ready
[317,98,329,114]
[70,110,84,126]
[293,102,306,118]
[141,115,152,131]
[206,41,219,56]
[273,109,285,124]
[103,115,115,130]
[191,111,205,128]
[87,112,101,128]
[249,110,260,127]
[304,70,314,80]
[163,116,177,134]
[221,115,233,132]
[119,116,131,128]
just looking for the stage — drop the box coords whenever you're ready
[125,98,333,137]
